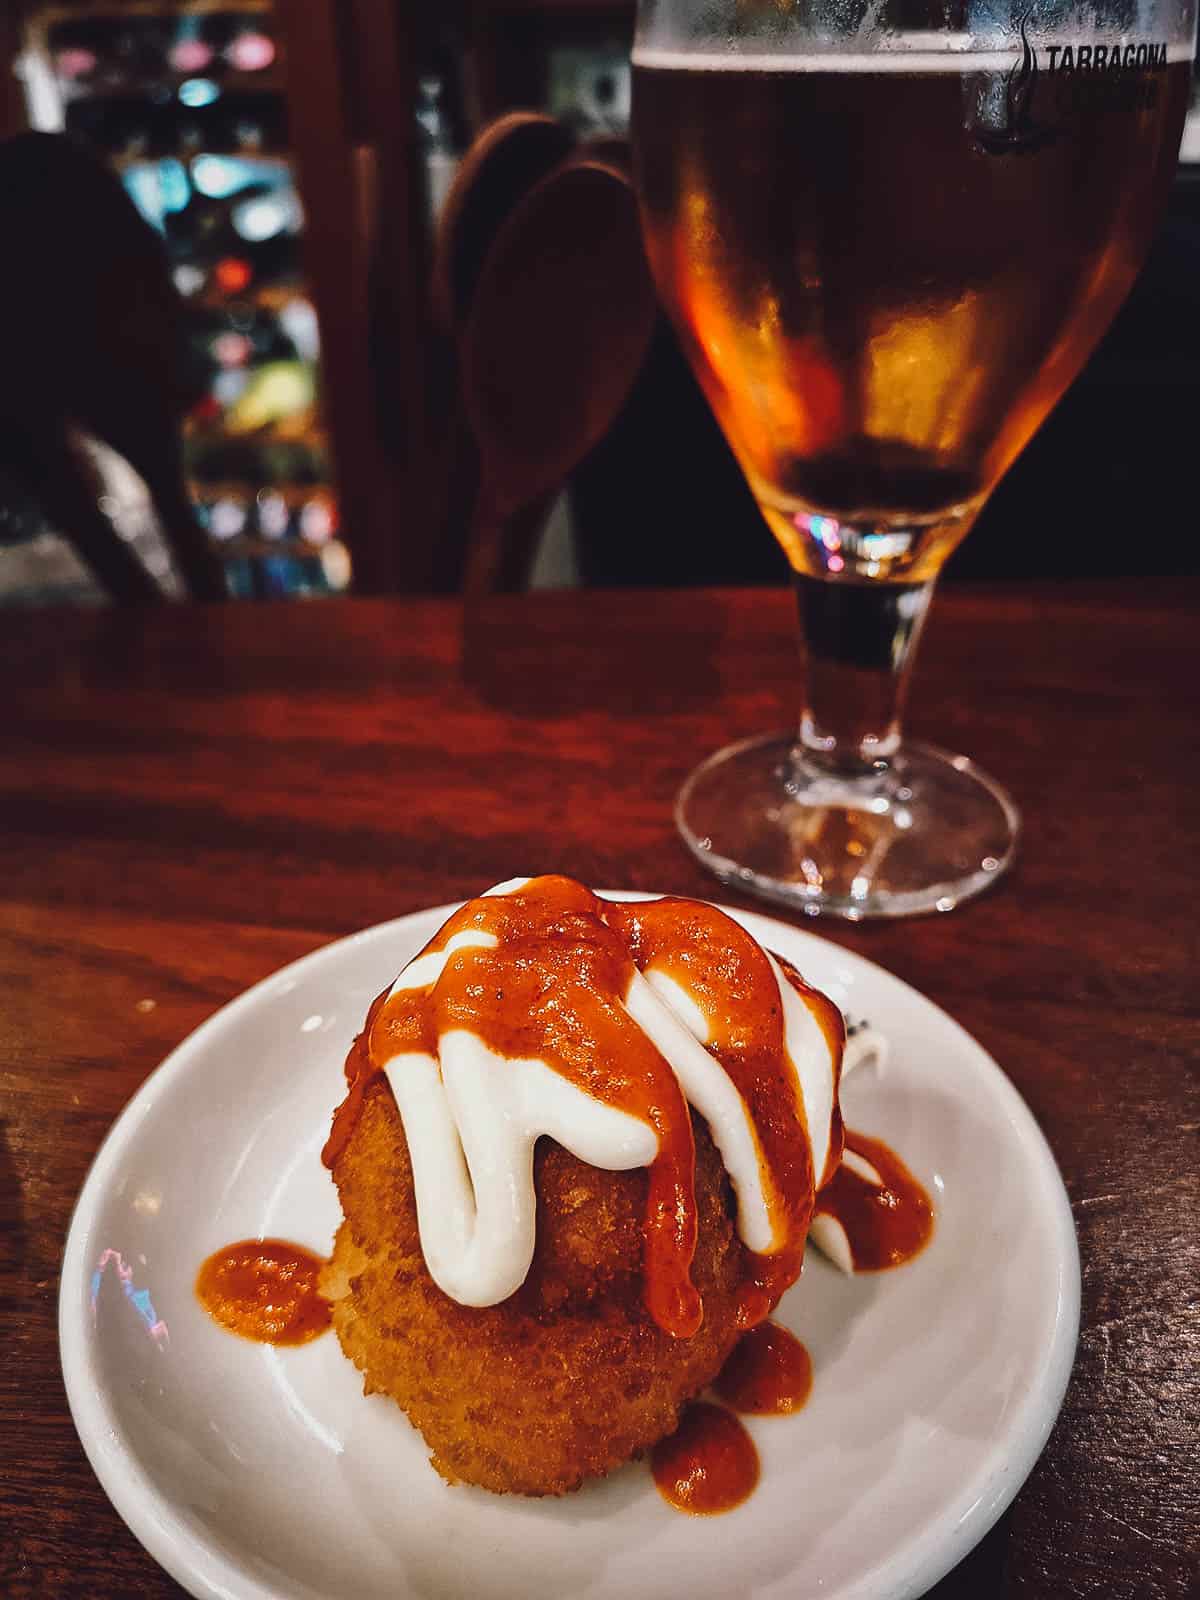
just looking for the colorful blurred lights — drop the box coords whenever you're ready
[212,329,253,366]
[173,264,205,297]
[169,39,214,73]
[210,499,247,540]
[300,499,335,545]
[258,492,290,540]
[214,256,253,295]
[227,33,276,72]
[212,370,249,406]
[278,298,319,362]
[232,195,290,243]
[55,49,97,78]
[809,514,842,551]
[178,78,220,108]
[192,155,244,198]
[320,540,353,591]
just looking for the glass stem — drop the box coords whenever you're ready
[793,573,935,777]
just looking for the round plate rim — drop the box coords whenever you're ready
[59,893,1080,1600]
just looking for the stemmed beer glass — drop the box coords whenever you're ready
[633,0,1194,917]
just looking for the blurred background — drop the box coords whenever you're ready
[0,0,1197,605]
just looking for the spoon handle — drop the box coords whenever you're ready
[465,481,557,596]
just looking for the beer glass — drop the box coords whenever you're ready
[633,0,1194,917]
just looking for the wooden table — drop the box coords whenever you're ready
[2,583,1196,1599]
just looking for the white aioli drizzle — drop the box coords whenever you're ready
[807,1028,889,1274]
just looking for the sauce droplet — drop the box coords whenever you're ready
[814,1129,934,1271]
[651,1401,759,1515]
[713,1321,813,1415]
[196,1239,331,1345]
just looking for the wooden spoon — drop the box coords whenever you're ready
[426,114,575,588]
[433,112,575,332]
[459,157,657,594]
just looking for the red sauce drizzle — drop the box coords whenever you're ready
[610,903,843,1333]
[813,1129,935,1271]
[196,1239,331,1345]
[651,1402,759,1514]
[713,1321,813,1415]
[323,876,845,1341]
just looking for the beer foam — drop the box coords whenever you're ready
[632,36,1195,71]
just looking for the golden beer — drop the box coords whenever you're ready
[634,49,1191,580]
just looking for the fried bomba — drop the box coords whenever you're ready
[320,876,845,1497]
[322,1077,749,1497]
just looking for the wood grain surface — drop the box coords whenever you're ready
[2,583,1197,1599]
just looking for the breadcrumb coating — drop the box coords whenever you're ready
[320,1077,751,1496]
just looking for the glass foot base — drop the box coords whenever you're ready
[676,734,1019,921]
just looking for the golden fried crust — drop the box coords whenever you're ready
[321,1077,748,1496]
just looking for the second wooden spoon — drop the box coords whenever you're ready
[460,158,656,594]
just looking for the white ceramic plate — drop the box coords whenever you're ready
[61,896,1079,1600]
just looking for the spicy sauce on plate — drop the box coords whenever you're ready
[196,1239,330,1345]
[814,1129,935,1271]
[713,1321,813,1415]
[651,1401,760,1515]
